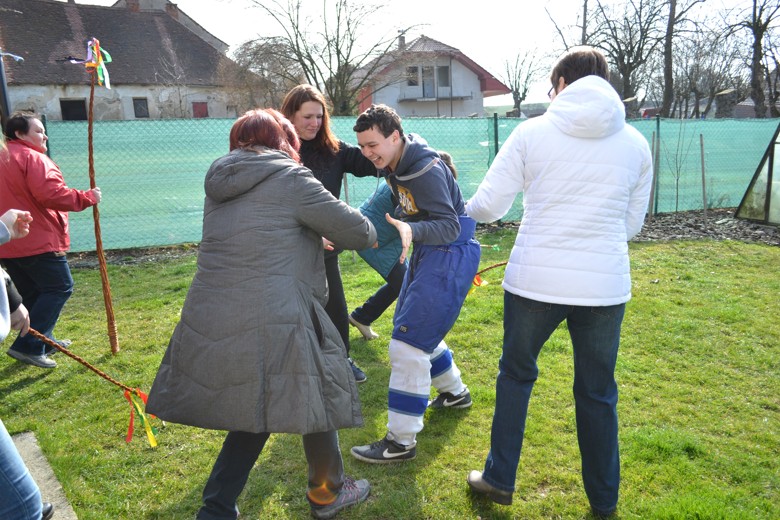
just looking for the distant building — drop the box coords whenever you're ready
[357,34,510,117]
[0,0,245,121]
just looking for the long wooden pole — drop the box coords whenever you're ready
[88,71,119,354]
[700,134,707,223]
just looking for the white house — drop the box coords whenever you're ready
[359,35,510,117]
[0,0,245,121]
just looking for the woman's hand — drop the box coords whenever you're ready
[322,237,335,251]
[0,209,33,239]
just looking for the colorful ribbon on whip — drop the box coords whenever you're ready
[67,37,112,88]
[124,389,158,447]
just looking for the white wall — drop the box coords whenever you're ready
[8,84,234,120]
[371,57,484,117]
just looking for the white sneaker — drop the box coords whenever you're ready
[348,315,379,340]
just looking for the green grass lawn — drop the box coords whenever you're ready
[1,233,778,519]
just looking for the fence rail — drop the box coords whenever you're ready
[43,116,779,252]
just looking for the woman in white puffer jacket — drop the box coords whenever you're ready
[465,46,653,518]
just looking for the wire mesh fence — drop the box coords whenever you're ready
[45,116,779,252]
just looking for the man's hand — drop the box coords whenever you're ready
[385,213,412,263]
[322,237,335,251]
[10,304,30,336]
[0,209,33,239]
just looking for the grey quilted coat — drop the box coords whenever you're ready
[146,148,377,434]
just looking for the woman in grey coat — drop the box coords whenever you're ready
[146,109,377,520]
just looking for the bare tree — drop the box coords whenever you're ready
[761,32,780,117]
[225,37,304,112]
[246,0,418,115]
[501,49,547,115]
[545,0,592,50]
[154,55,189,118]
[590,0,667,113]
[729,0,780,117]
[660,0,709,117]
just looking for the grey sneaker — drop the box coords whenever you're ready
[349,358,367,383]
[309,477,370,519]
[429,388,472,409]
[348,315,379,340]
[6,349,57,369]
[351,435,416,463]
[467,470,513,505]
[45,338,72,356]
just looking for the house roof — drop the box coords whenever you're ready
[376,35,510,97]
[0,0,240,87]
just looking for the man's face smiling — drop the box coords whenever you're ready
[356,126,402,172]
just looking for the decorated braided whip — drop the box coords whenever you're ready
[71,38,119,354]
[28,328,157,446]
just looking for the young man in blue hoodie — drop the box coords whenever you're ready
[349,104,481,463]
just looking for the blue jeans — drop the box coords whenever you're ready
[3,253,74,356]
[351,261,407,325]
[482,292,624,513]
[0,419,42,520]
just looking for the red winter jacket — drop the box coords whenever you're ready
[0,140,97,258]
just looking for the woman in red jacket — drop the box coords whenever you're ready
[0,112,101,369]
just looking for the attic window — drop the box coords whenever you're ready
[133,98,150,118]
[406,66,419,86]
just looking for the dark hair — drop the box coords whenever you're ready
[4,111,39,141]
[550,46,609,89]
[353,104,404,137]
[438,151,457,180]
[229,108,301,163]
[280,84,339,155]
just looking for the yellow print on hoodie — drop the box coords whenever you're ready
[396,186,419,216]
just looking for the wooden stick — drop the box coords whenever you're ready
[700,134,707,223]
[87,71,119,354]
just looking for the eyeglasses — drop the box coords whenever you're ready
[547,85,555,99]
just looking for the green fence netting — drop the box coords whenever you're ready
[44,117,779,252]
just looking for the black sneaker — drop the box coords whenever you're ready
[349,358,367,383]
[351,435,416,463]
[429,388,472,409]
[309,477,370,519]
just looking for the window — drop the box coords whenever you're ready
[437,66,450,87]
[422,66,434,97]
[406,66,419,86]
[192,102,209,118]
[133,98,149,118]
[60,99,87,120]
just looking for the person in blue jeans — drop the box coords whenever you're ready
[1,112,101,369]
[465,47,653,518]
[349,153,459,341]
[0,207,54,520]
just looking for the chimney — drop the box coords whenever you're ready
[127,0,140,12]
[398,31,406,51]
[166,3,179,19]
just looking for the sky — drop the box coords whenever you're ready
[61,0,745,105]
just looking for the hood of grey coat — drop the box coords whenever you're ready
[205,148,301,203]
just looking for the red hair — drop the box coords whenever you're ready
[229,108,301,163]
